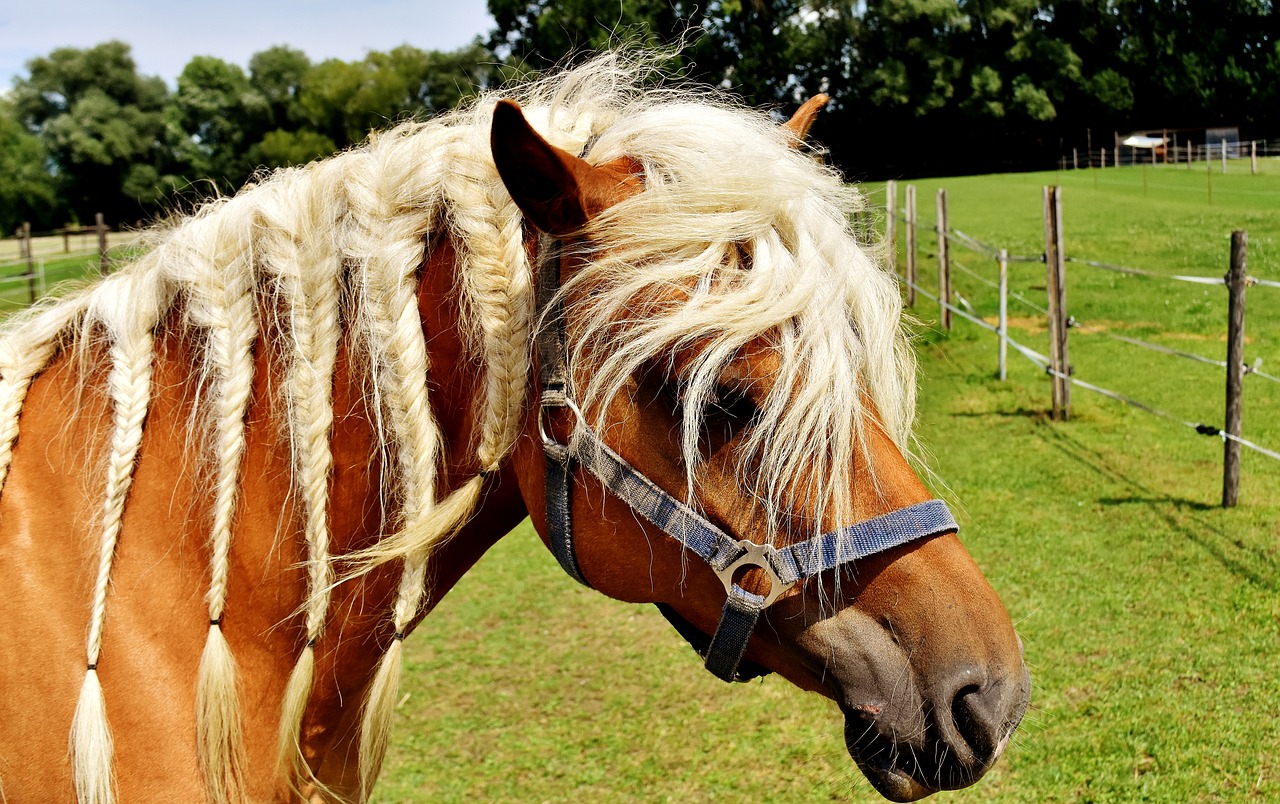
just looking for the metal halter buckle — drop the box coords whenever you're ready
[715,540,795,608]
[538,392,584,450]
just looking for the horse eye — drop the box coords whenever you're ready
[708,384,758,424]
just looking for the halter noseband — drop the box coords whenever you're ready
[535,235,959,682]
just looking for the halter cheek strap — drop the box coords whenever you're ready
[535,235,959,682]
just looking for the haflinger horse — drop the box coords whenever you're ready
[0,55,1028,803]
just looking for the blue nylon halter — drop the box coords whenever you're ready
[535,236,959,682]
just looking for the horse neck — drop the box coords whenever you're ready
[297,230,531,790]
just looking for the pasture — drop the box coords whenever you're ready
[376,163,1279,801]
[7,162,1276,801]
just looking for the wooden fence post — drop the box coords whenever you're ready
[95,213,109,275]
[1251,140,1258,175]
[1207,150,1213,204]
[1223,230,1248,507]
[1043,186,1070,420]
[905,185,917,308]
[21,222,36,304]
[1221,141,1227,174]
[998,248,1008,381]
[1101,147,1106,170]
[936,189,951,331]
[885,179,897,272]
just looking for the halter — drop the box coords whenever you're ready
[535,235,959,682]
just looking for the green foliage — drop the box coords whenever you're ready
[488,0,692,67]
[5,3,1278,223]
[298,44,506,149]
[12,41,171,224]
[245,129,337,170]
[3,41,505,224]
[0,100,57,232]
[171,56,271,189]
[249,46,312,129]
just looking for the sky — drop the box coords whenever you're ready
[0,0,496,90]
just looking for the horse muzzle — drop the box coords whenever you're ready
[788,591,1031,801]
[842,661,1031,801]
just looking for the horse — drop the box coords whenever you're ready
[0,55,1029,803]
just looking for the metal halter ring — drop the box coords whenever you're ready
[538,393,585,450]
[715,540,796,608]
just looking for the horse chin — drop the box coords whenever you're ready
[851,756,936,802]
[842,713,937,802]
[840,689,1022,802]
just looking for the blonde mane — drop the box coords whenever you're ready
[0,53,915,803]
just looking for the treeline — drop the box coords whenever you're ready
[4,0,1278,232]
[1,40,511,232]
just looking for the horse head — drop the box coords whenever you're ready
[490,98,1030,800]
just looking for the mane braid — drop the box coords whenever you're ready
[344,145,444,796]
[267,165,346,794]
[188,197,259,804]
[72,270,162,804]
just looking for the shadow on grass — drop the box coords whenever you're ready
[1097,496,1214,512]
[950,408,1051,420]
[1035,423,1278,591]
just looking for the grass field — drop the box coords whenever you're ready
[0,232,138,314]
[5,162,1276,801]
[376,162,1279,802]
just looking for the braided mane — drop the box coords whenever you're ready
[0,53,915,803]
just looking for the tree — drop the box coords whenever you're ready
[0,100,57,232]
[488,0,845,109]
[488,0,692,68]
[421,43,510,113]
[298,44,506,149]
[170,56,271,189]
[249,46,312,129]
[245,129,337,169]
[11,41,172,222]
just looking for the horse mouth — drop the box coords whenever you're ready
[843,709,1018,802]
[844,724,937,802]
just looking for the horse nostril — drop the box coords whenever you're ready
[925,665,1015,791]
[950,681,1002,766]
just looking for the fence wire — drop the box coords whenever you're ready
[1066,318,1229,369]
[901,275,1280,465]
[895,204,1274,382]
[1064,255,1226,285]
[888,188,1279,468]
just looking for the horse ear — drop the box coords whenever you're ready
[491,99,600,236]
[783,94,830,146]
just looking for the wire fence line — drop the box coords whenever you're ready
[907,271,1280,465]
[895,206,1279,289]
[888,181,1280,483]
[1063,255,1227,286]
[919,237,1268,381]
[1246,363,1280,385]
[1066,318,1230,369]
[900,203,1274,381]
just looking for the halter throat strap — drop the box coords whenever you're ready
[534,235,959,682]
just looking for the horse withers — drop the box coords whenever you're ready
[0,56,1028,802]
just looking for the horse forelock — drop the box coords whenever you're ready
[0,51,914,802]
[560,105,915,545]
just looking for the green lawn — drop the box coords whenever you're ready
[377,163,1280,802]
